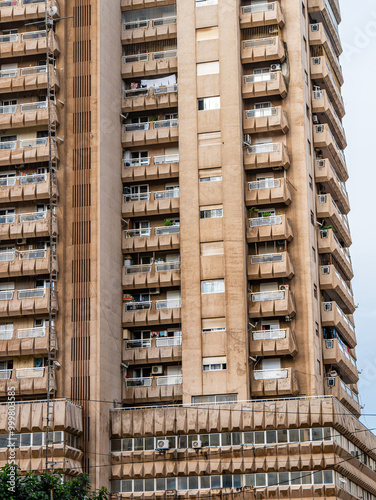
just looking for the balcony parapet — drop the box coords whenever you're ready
[0,30,59,58]
[0,172,54,203]
[0,211,56,241]
[312,89,346,150]
[122,189,179,217]
[316,193,351,247]
[121,0,176,11]
[310,56,344,118]
[123,374,182,403]
[241,36,285,64]
[123,334,182,363]
[0,248,54,278]
[0,137,58,166]
[0,65,59,95]
[0,101,59,129]
[122,84,178,112]
[314,158,349,213]
[308,0,342,56]
[318,228,353,280]
[0,0,59,23]
[0,287,57,318]
[309,23,342,80]
[250,328,297,357]
[246,178,292,206]
[246,214,293,243]
[240,2,285,29]
[248,288,296,318]
[242,70,287,99]
[0,366,56,397]
[122,261,180,288]
[0,326,55,356]
[244,105,289,134]
[244,142,290,170]
[122,16,177,43]
[252,367,299,397]
[324,377,360,417]
[313,124,347,181]
[247,251,294,280]
[123,154,179,181]
[122,225,180,253]
[123,298,181,326]
[321,301,356,349]
[122,50,177,78]
[323,338,358,384]
[320,264,355,314]
[122,119,178,146]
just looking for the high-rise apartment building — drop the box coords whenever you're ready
[1,0,376,498]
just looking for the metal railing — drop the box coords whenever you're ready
[321,265,352,297]
[155,261,180,272]
[20,138,48,148]
[17,327,46,339]
[123,16,176,30]
[0,327,13,340]
[244,71,278,84]
[20,173,47,184]
[246,142,280,155]
[123,192,150,202]
[123,53,149,63]
[156,336,182,347]
[0,369,12,380]
[0,214,15,224]
[252,329,287,341]
[0,104,17,114]
[19,211,47,223]
[20,101,48,112]
[15,367,45,379]
[124,119,178,132]
[0,251,15,261]
[124,228,151,238]
[246,107,278,119]
[20,65,48,76]
[154,118,178,129]
[153,84,178,95]
[21,30,47,40]
[154,189,179,199]
[254,368,288,380]
[242,2,275,14]
[323,302,355,333]
[154,154,179,164]
[156,299,181,309]
[123,50,177,64]
[320,229,351,265]
[17,288,46,299]
[250,253,284,264]
[156,375,182,386]
[124,301,152,311]
[123,157,151,167]
[152,16,177,27]
[125,377,152,387]
[0,33,18,43]
[0,1,18,6]
[155,225,180,235]
[249,215,282,227]
[248,179,280,190]
[124,122,150,132]
[153,49,177,60]
[0,141,16,150]
[340,380,359,404]
[123,87,149,98]
[317,194,350,231]
[125,339,152,349]
[19,249,46,260]
[0,290,14,300]
[243,37,277,48]
[124,264,152,274]
[123,19,149,30]
[251,290,285,302]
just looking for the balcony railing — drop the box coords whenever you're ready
[0,31,47,44]
[125,336,182,349]
[244,71,278,84]
[316,159,348,198]
[340,380,359,404]
[321,265,353,297]
[325,339,356,367]
[0,370,12,380]
[246,107,278,119]
[123,16,176,30]
[124,261,181,274]
[124,264,152,274]
[250,253,284,264]
[248,179,280,190]
[124,84,177,98]
[154,188,179,199]
[17,326,46,339]
[19,211,47,223]
[123,49,177,64]
[323,301,355,333]
[20,138,48,149]
[0,65,50,79]
[125,301,152,311]
[124,119,178,132]
[15,367,44,379]
[0,173,47,187]
[125,377,152,387]
[125,375,182,388]
[17,288,46,299]
[254,368,288,380]
[249,215,282,227]
[123,157,150,167]
[0,290,14,300]
[155,225,180,235]
[156,299,181,309]
[156,336,181,347]
[0,1,18,7]
[0,214,15,224]
[156,375,182,386]
[246,142,280,154]
[155,261,180,272]
[317,194,350,230]
[242,2,275,14]
[123,192,150,202]
[243,37,277,48]
[125,339,152,349]
[124,228,151,238]
[320,229,351,265]
[252,329,286,340]
[251,290,285,302]
[154,154,179,164]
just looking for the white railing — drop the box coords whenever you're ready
[125,339,152,349]
[154,189,179,199]
[247,142,280,155]
[15,367,44,379]
[323,302,355,333]
[153,154,179,164]
[248,179,280,190]
[250,253,284,264]
[243,37,277,48]
[123,192,150,202]
[0,141,16,151]
[0,290,14,300]
[244,72,278,84]
[17,327,46,339]
[124,264,152,274]
[125,377,152,387]
[0,33,18,43]
[340,380,359,404]
[0,369,12,380]
[153,84,178,95]
[249,215,282,227]
[337,341,356,367]
[20,101,48,112]
[0,1,18,7]
[124,122,150,132]
[0,327,13,340]
[124,301,152,311]
[154,118,178,129]
[156,375,182,386]
[324,0,339,34]
[18,249,46,260]
[152,49,177,60]
[17,288,46,299]
[123,87,149,98]
[123,19,149,30]
[156,299,181,309]
[21,30,47,40]
[242,2,274,14]
[20,138,48,148]
[251,290,285,302]
[23,0,49,4]
[252,329,286,341]
[123,53,149,64]
[124,228,151,238]
[246,107,278,119]
[0,251,15,261]
[20,65,48,76]
[152,16,177,27]
[254,368,288,380]
[123,16,176,30]
[156,336,182,347]
[0,104,17,114]
[20,173,47,184]
[19,211,47,223]
[155,225,180,235]
[0,214,15,224]
[123,157,150,167]
[333,267,353,296]
[155,261,180,272]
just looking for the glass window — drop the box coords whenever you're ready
[201,434,209,447]
[232,432,241,445]
[211,476,221,488]
[266,430,276,444]
[254,431,265,445]
[111,480,121,493]
[277,429,288,443]
[300,429,310,442]
[197,96,220,111]
[156,478,165,491]
[200,476,210,489]
[134,437,144,451]
[289,429,300,442]
[20,434,31,447]
[0,435,8,448]
[233,475,241,488]
[167,436,176,448]
[188,435,198,447]
[291,472,302,485]
[122,438,133,451]
[268,472,278,486]
[145,437,154,450]
[145,479,154,491]
[134,479,143,492]
[189,476,198,489]
[312,428,323,441]
[279,472,289,485]
[244,474,255,487]
[166,478,176,490]
[33,433,43,446]
[201,279,225,294]
[323,427,332,440]
[223,475,233,488]
[324,470,334,484]
[209,434,220,447]
[244,432,254,444]
[178,435,187,448]
[221,433,231,446]
[255,474,266,487]
[178,477,188,490]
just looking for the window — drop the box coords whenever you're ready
[200,206,223,219]
[197,62,219,76]
[310,211,314,225]
[196,27,219,41]
[199,168,222,182]
[309,174,313,189]
[203,356,227,371]
[0,322,13,341]
[198,96,220,111]
[202,317,226,333]
[192,394,237,404]
[314,284,317,299]
[196,0,218,7]
[315,321,319,337]
[201,279,225,294]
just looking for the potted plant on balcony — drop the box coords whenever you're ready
[163,219,173,226]
[248,207,259,213]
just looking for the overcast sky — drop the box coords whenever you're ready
[340,1,376,425]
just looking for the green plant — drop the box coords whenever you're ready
[163,219,173,226]
[261,211,272,217]
[322,225,334,230]
[248,207,259,213]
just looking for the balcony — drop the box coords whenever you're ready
[250,328,297,357]
[0,65,59,95]
[123,225,180,253]
[308,0,342,57]
[241,36,285,64]
[312,89,346,149]
[0,211,56,241]
[316,194,351,247]
[123,153,179,182]
[0,30,59,59]
[244,106,289,134]
[0,101,59,130]
[247,214,293,243]
[244,142,290,171]
[0,326,52,356]
[240,2,285,29]
[123,298,181,327]
[123,334,182,363]
[122,50,177,78]
[0,0,60,22]
[122,188,179,217]
[319,265,355,314]
[252,367,299,397]
[122,119,178,146]
[310,56,344,118]
[309,23,342,83]
[122,16,177,43]
[314,159,349,213]
[323,338,358,384]
[0,172,53,203]
[122,84,178,112]
[318,228,353,280]
[321,302,356,349]
[0,287,57,318]
[247,251,294,280]
[248,289,296,318]
[123,374,182,404]
[0,366,55,397]
[242,70,287,99]
[0,137,57,166]
[325,378,360,417]
[0,248,54,278]
[313,124,347,181]
[121,0,176,11]
[123,261,180,289]
[245,178,292,206]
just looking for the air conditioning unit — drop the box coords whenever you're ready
[192,439,202,449]
[322,266,330,275]
[151,365,163,375]
[327,377,336,387]
[244,134,252,144]
[149,287,160,295]
[329,370,338,377]
[326,339,334,349]
[280,285,289,290]
[312,115,319,124]
[285,315,292,322]
[270,63,281,71]
[16,239,27,245]
[317,159,326,167]
[311,23,320,31]
[156,439,170,451]
[313,57,321,65]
